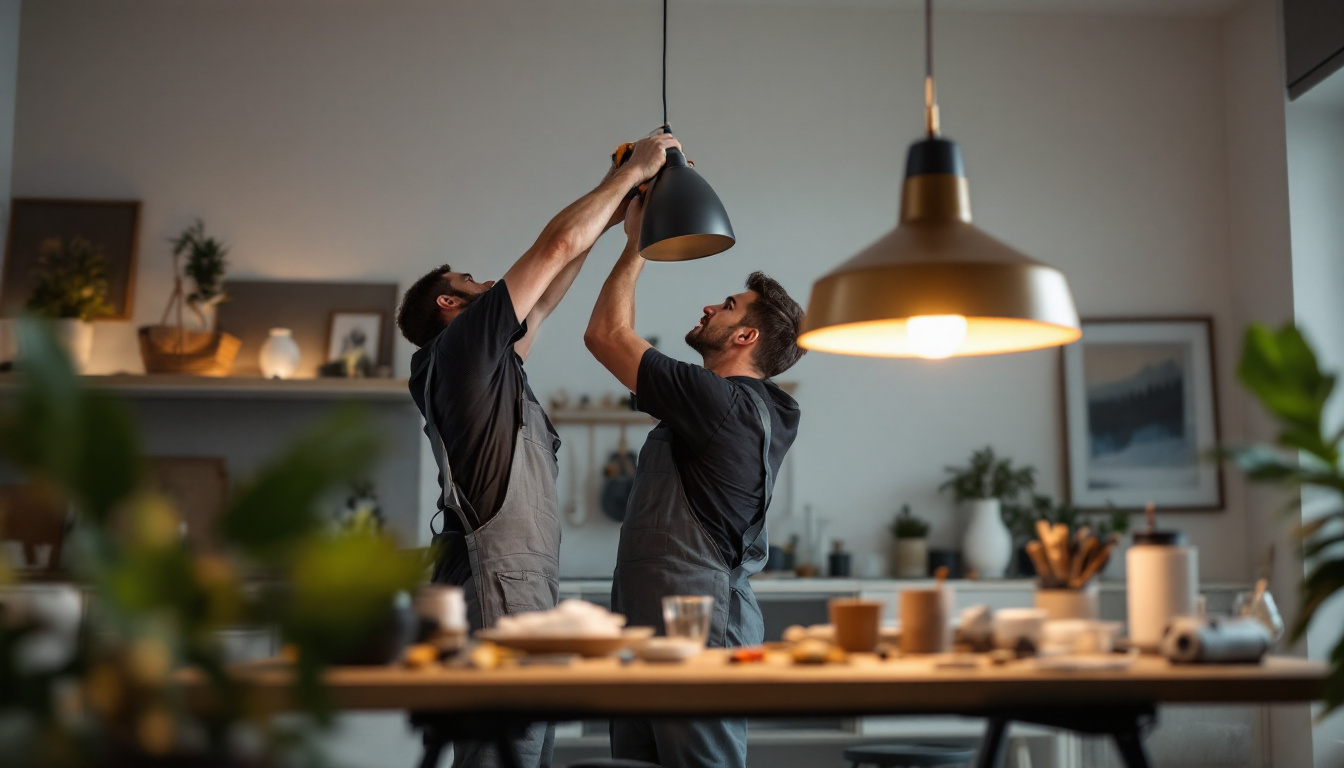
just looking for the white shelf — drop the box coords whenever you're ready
[0,373,413,402]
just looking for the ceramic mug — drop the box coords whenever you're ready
[829,598,884,653]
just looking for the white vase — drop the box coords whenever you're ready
[962,499,1012,578]
[259,328,301,379]
[53,319,94,373]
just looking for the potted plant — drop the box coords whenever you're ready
[890,504,931,578]
[24,236,114,372]
[939,446,1035,578]
[0,320,426,763]
[1224,323,1344,712]
[1003,495,1130,578]
[138,219,241,376]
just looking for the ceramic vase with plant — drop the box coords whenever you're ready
[940,446,1035,578]
[138,218,241,376]
[890,504,931,578]
[1224,323,1344,712]
[24,236,114,373]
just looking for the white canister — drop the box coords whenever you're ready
[1126,530,1198,652]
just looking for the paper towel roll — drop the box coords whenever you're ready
[1161,616,1271,663]
[1127,541,1198,651]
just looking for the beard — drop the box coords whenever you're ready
[446,288,480,311]
[685,321,735,357]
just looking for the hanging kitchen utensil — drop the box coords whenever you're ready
[600,425,638,523]
[564,440,585,526]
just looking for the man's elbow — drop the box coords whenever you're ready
[583,327,608,356]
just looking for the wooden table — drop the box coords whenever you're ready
[200,651,1327,768]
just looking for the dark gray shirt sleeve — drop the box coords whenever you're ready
[432,281,526,377]
[635,348,737,450]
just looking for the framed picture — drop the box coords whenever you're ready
[326,310,384,366]
[1061,317,1223,511]
[1,199,141,319]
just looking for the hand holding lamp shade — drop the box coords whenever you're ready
[627,0,734,263]
[797,0,1080,359]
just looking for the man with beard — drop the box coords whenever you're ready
[397,133,678,768]
[583,195,806,768]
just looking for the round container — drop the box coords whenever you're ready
[899,589,950,654]
[1035,584,1099,621]
[829,598,883,653]
[259,328,301,379]
[992,607,1048,651]
[1126,530,1198,652]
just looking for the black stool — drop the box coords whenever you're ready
[842,744,977,768]
[565,761,662,768]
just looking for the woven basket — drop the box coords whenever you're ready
[138,325,241,376]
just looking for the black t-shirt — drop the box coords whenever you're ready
[409,281,559,533]
[634,348,801,568]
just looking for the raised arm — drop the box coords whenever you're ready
[503,134,681,327]
[584,195,654,392]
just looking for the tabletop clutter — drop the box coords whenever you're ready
[398,508,1277,671]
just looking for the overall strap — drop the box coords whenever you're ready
[421,353,476,535]
[738,384,774,549]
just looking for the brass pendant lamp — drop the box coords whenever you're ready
[637,0,735,262]
[797,0,1080,359]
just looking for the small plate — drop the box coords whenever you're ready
[632,637,704,663]
[475,627,654,657]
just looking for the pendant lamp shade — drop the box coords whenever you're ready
[639,147,736,262]
[798,139,1080,358]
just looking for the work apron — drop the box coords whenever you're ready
[422,353,561,768]
[610,384,773,768]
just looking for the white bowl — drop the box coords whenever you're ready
[992,608,1049,650]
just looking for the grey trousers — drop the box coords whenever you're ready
[611,717,747,768]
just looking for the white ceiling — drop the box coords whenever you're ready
[698,0,1243,18]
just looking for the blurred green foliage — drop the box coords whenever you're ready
[24,238,115,321]
[1225,323,1344,713]
[0,318,423,764]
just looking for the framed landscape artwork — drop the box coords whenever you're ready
[0,199,141,319]
[1061,317,1223,511]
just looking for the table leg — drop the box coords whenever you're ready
[975,717,1010,768]
[1112,727,1151,768]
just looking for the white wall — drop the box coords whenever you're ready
[9,0,1264,584]
[1286,87,1344,768]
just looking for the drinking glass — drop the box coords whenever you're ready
[1233,586,1285,644]
[661,595,714,646]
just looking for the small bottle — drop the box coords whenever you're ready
[828,540,852,578]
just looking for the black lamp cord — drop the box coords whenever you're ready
[662,0,670,134]
[924,0,940,137]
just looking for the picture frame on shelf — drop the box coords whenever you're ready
[1061,317,1223,512]
[1,199,141,319]
[326,310,383,367]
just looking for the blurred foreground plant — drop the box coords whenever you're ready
[0,319,423,765]
[1223,323,1344,713]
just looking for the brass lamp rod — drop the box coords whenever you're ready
[924,0,940,138]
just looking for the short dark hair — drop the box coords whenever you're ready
[742,271,806,378]
[396,264,454,347]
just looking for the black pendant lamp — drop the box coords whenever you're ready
[797,0,1080,359]
[637,0,735,262]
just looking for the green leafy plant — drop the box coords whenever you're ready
[163,219,228,330]
[1223,322,1344,712]
[24,237,114,321]
[890,504,931,539]
[0,318,423,764]
[1002,494,1129,542]
[939,446,1036,504]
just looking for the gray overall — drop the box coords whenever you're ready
[610,384,773,768]
[422,354,561,768]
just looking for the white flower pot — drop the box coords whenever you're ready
[962,498,1012,578]
[53,319,94,373]
[894,538,928,578]
[259,328,301,379]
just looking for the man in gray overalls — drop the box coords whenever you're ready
[584,192,807,768]
[397,133,679,768]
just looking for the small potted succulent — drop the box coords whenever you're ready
[939,446,1036,579]
[890,504,931,578]
[138,219,241,375]
[24,236,114,372]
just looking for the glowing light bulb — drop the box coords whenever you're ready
[907,315,968,359]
